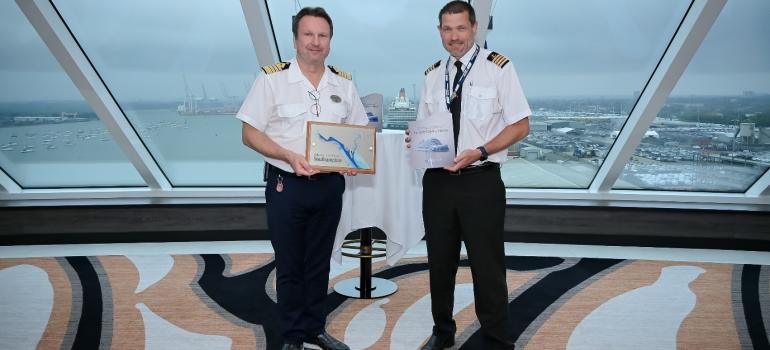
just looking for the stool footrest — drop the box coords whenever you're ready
[333,277,398,299]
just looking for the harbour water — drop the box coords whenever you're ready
[0,109,264,187]
[1,108,767,191]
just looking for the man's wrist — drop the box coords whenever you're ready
[476,146,489,161]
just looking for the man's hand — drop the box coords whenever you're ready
[339,170,358,176]
[443,148,482,172]
[242,124,320,176]
[287,152,319,176]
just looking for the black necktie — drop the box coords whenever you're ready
[451,60,463,150]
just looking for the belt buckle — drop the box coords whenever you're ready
[454,162,490,176]
[452,165,475,176]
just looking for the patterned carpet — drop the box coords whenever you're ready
[1,253,768,349]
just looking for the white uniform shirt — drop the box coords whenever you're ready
[418,45,531,164]
[237,58,369,172]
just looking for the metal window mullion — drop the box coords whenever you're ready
[472,0,493,45]
[0,168,22,193]
[241,0,279,66]
[16,0,171,190]
[0,187,766,208]
[504,188,768,207]
[589,0,726,193]
[746,170,770,197]
[0,187,265,203]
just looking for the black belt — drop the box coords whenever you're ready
[426,162,499,176]
[264,163,339,181]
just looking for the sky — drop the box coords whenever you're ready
[0,0,768,103]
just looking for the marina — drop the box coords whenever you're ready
[1,95,768,190]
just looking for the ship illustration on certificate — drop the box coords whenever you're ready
[408,116,455,169]
[306,121,376,174]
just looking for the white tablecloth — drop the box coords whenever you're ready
[333,130,425,266]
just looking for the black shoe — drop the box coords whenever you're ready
[281,343,304,350]
[306,332,349,350]
[420,334,455,350]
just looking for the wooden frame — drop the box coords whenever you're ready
[306,121,376,174]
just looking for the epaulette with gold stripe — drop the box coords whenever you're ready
[487,52,510,68]
[424,60,440,75]
[328,65,352,80]
[261,62,290,74]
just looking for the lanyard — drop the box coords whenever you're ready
[444,44,480,111]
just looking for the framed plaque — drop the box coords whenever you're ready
[306,121,376,174]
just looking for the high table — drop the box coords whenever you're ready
[332,130,425,298]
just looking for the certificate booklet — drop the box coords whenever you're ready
[306,121,376,174]
[408,117,455,169]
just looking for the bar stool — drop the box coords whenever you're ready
[333,228,398,298]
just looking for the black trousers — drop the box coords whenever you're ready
[422,166,514,348]
[265,166,345,344]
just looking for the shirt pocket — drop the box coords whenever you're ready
[326,99,349,123]
[424,93,444,116]
[465,85,501,121]
[275,103,307,138]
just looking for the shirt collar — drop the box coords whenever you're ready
[450,44,479,69]
[287,58,337,88]
[287,58,304,84]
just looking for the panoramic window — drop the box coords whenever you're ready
[487,0,691,188]
[0,2,145,188]
[52,0,264,186]
[267,0,448,130]
[615,0,770,192]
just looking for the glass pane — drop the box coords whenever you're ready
[488,0,691,188]
[0,2,144,188]
[615,0,770,192]
[52,0,264,186]
[266,0,448,130]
